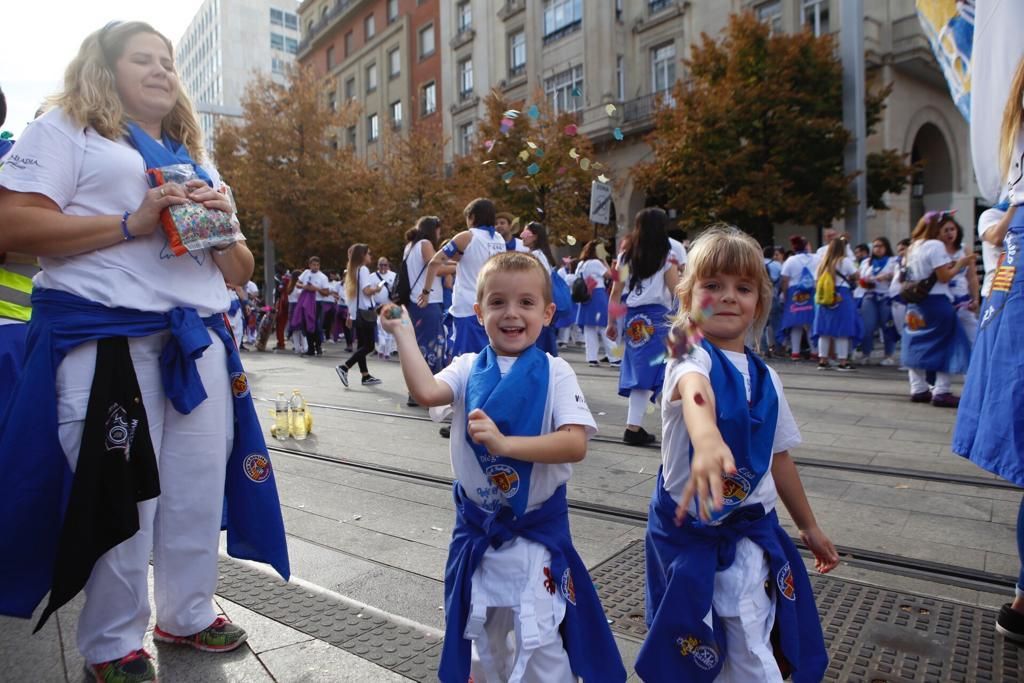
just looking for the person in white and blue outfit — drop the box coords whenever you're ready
[606,208,680,447]
[778,236,818,359]
[812,238,860,371]
[857,237,898,365]
[941,219,981,345]
[0,22,288,682]
[901,211,975,407]
[403,216,448,377]
[575,240,612,366]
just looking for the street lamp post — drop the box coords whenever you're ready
[841,0,867,246]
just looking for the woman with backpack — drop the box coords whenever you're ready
[574,240,612,366]
[901,211,975,406]
[813,238,861,371]
[778,235,818,359]
[402,216,448,375]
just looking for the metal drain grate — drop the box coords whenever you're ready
[590,540,1024,682]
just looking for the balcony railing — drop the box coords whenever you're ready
[542,20,582,46]
[648,0,672,14]
[622,91,675,124]
[297,0,362,55]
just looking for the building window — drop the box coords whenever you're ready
[285,37,298,54]
[345,76,356,100]
[389,47,401,77]
[757,1,783,35]
[272,56,286,75]
[508,30,526,78]
[388,0,399,23]
[271,32,285,50]
[365,13,376,40]
[270,8,283,25]
[368,113,379,142]
[458,58,473,99]
[616,55,624,101]
[802,0,829,36]
[544,65,583,115]
[616,0,623,20]
[391,100,403,129]
[543,0,582,41]
[344,30,353,56]
[285,12,298,30]
[648,0,671,14]
[457,1,472,33]
[366,63,378,92]
[326,45,335,70]
[422,81,437,115]
[328,90,337,111]
[347,125,357,147]
[651,42,676,95]
[458,121,475,156]
[419,24,435,58]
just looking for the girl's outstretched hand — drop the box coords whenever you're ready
[676,439,737,525]
[800,525,839,573]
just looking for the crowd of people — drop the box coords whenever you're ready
[1,16,1023,683]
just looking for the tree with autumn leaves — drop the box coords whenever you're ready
[634,12,915,245]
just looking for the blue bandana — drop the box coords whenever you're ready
[124,122,213,186]
[464,345,547,518]
[870,255,890,275]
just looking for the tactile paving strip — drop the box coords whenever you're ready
[590,540,1024,682]
[217,559,441,681]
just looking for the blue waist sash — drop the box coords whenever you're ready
[0,288,289,619]
[638,470,827,682]
[440,483,626,683]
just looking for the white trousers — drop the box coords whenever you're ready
[816,336,850,360]
[627,389,653,428]
[469,607,575,683]
[789,326,810,355]
[583,326,611,363]
[56,332,232,664]
[908,368,952,395]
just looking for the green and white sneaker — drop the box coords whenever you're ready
[153,616,247,652]
[88,649,156,682]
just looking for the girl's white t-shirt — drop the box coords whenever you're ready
[822,257,858,289]
[620,256,674,308]
[859,257,896,297]
[404,239,443,304]
[0,108,230,316]
[660,345,801,515]
[780,252,819,285]
[353,265,376,312]
[576,259,608,289]
[907,239,953,298]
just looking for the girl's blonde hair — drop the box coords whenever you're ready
[345,244,369,303]
[1000,55,1024,183]
[672,224,773,346]
[52,21,205,161]
[816,238,848,279]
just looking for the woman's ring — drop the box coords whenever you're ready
[160,187,166,197]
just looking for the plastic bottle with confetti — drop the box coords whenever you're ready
[274,392,289,441]
[290,390,308,441]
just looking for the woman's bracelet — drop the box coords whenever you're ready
[120,211,134,241]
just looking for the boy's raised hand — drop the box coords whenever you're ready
[676,439,737,526]
[800,525,839,574]
[467,408,508,455]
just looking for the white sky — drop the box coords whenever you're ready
[2,1,206,138]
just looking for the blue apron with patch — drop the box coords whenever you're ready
[450,314,490,358]
[638,472,827,683]
[440,484,627,683]
[576,286,609,327]
[812,284,862,340]
[953,222,1024,485]
[778,266,816,339]
[617,304,670,398]
[900,294,971,373]
[0,289,289,619]
[464,345,546,518]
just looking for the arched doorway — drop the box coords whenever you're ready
[909,123,954,229]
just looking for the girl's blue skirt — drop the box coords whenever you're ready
[812,288,862,340]
[901,294,970,373]
[576,288,609,327]
[953,224,1024,485]
[408,302,445,373]
[618,304,670,397]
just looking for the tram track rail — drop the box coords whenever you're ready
[255,396,1017,491]
[268,443,1017,595]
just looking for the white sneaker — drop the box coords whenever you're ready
[880,357,895,367]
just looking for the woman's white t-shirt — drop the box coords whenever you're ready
[822,257,858,289]
[859,257,896,297]
[948,247,971,300]
[907,239,953,298]
[449,228,507,318]
[780,252,819,286]
[0,108,230,316]
[404,239,443,304]
[353,265,376,313]
[621,256,674,308]
[576,259,608,290]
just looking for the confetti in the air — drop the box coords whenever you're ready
[526,141,537,149]
[497,161,508,166]
[613,127,624,141]
[564,124,578,136]
[557,167,568,175]
[580,158,591,171]
[482,159,494,165]
[503,109,520,118]
[527,105,540,119]
[598,174,609,183]
[605,103,617,116]
[566,235,577,246]
[569,148,579,160]
[609,301,628,320]
[534,149,545,158]
[484,139,495,152]
[527,162,540,175]
[649,352,667,367]
[537,207,545,214]
[500,118,514,133]
[502,171,515,183]
[519,150,530,161]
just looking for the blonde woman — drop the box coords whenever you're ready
[0,22,288,681]
[337,243,384,387]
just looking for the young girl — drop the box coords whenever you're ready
[857,237,898,365]
[778,235,817,360]
[812,237,860,371]
[639,225,837,682]
[380,251,626,683]
[901,211,974,406]
[607,208,679,446]
[575,240,612,366]
[941,219,981,345]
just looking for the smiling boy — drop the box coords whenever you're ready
[380,252,625,683]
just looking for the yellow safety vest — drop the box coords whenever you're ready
[0,253,37,322]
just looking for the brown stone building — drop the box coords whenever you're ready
[296,0,442,157]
